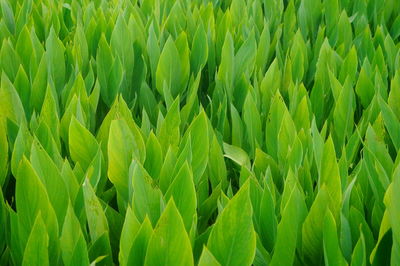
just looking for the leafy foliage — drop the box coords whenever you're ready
[0,0,400,265]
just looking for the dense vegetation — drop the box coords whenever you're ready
[1,0,400,265]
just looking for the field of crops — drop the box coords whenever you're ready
[1,0,400,265]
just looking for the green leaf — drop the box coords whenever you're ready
[302,186,330,264]
[22,214,49,266]
[97,34,121,107]
[320,136,342,218]
[181,110,209,185]
[159,147,178,193]
[108,118,142,202]
[119,207,141,266]
[324,0,339,36]
[270,182,304,265]
[108,57,124,104]
[8,206,23,265]
[110,14,134,90]
[144,131,163,179]
[336,10,352,52]
[258,184,277,252]
[370,208,391,264]
[144,199,194,266]
[83,179,109,242]
[348,208,375,259]
[208,133,227,189]
[290,30,307,82]
[391,164,400,264]
[99,96,146,162]
[13,65,31,116]
[355,62,374,108]
[31,54,48,113]
[191,22,208,75]
[16,157,59,264]
[333,79,355,148]
[389,71,400,120]
[277,108,297,165]
[0,190,5,253]
[207,181,256,266]
[39,85,61,148]
[46,27,65,93]
[256,21,271,72]
[30,140,69,228]
[230,103,243,147]
[243,91,262,156]
[0,0,15,34]
[378,96,400,151]
[234,31,256,83]
[60,96,81,146]
[88,233,113,266]
[69,117,99,170]
[127,216,153,266]
[339,46,358,85]
[340,214,353,262]
[323,210,347,266]
[0,72,26,126]
[0,119,7,186]
[264,0,284,31]
[156,36,182,98]
[131,161,164,226]
[365,125,393,183]
[223,142,251,169]
[72,23,89,74]
[85,146,103,190]
[175,32,190,92]
[165,162,197,231]
[265,92,286,161]
[139,82,159,124]
[60,203,90,266]
[198,247,221,266]
[351,232,366,266]
[217,32,234,99]
[157,97,181,154]
[0,40,20,81]
[147,23,160,85]
[11,124,32,176]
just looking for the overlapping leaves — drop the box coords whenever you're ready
[0,0,400,265]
